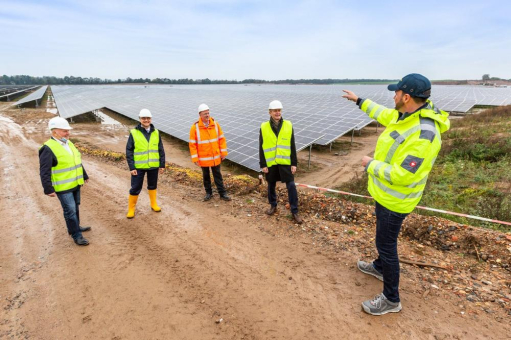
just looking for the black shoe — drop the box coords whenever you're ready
[220,194,231,201]
[266,206,277,215]
[74,236,89,246]
[203,193,213,201]
[79,226,91,232]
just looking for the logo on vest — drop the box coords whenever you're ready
[410,161,417,167]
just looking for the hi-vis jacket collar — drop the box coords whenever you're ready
[196,117,216,128]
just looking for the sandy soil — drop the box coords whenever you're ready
[1,104,509,339]
[296,127,379,188]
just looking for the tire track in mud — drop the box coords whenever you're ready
[78,158,378,339]
[81,165,289,339]
[0,114,59,339]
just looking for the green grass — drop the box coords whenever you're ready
[334,105,511,231]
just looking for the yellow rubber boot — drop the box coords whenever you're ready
[127,195,138,219]
[148,189,161,212]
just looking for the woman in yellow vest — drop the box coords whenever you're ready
[39,117,91,246]
[126,109,166,218]
[343,74,450,316]
[259,100,302,224]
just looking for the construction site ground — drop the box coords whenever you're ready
[0,103,510,340]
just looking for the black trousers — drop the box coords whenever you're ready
[201,164,226,195]
[268,181,299,214]
[373,201,409,303]
[130,168,158,195]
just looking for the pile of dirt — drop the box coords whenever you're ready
[274,188,511,269]
[254,186,511,317]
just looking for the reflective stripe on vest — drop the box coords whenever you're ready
[43,139,84,192]
[193,119,225,167]
[370,174,424,200]
[131,128,160,169]
[261,120,292,167]
[195,122,220,144]
[198,155,221,161]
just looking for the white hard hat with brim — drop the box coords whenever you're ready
[48,117,72,130]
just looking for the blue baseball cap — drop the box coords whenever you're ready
[387,73,431,98]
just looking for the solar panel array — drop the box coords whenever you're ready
[51,84,511,171]
[0,85,40,100]
[52,85,329,171]
[0,85,34,94]
[426,86,511,112]
[13,86,48,106]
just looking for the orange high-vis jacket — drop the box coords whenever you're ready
[189,117,228,167]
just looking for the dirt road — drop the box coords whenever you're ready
[1,105,509,339]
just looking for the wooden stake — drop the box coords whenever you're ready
[473,243,481,261]
[400,258,448,270]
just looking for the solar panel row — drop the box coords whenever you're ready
[0,85,40,100]
[12,86,48,106]
[0,85,35,93]
[51,84,511,171]
[52,85,330,171]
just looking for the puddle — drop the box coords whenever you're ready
[4,164,15,174]
[92,109,122,125]
[46,95,58,114]
[0,116,15,123]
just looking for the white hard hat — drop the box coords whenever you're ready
[48,117,72,130]
[198,103,209,113]
[139,109,152,118]
[269,100,283,110]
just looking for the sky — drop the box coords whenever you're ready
[1,0,511,80]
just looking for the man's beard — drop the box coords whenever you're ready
[395,97,405,111]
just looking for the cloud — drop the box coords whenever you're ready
[1,0,510,79]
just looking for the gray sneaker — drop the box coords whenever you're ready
[362,293,402,316]
[357,260,383,281]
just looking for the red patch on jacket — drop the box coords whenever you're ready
[410,161,417,167]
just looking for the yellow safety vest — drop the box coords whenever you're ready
[261,120,293,167]
[43,139,84,192]
[131,128,160,169]
[360,99,450,213]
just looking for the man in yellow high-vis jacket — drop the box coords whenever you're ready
[259,100,302,224]
[343,73,450,316]
[39,117,91,246]
[126,109,166,219]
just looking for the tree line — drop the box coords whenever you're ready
[1,75,397,85]
[481,74,509,81]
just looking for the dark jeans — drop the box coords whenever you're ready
[130,168,158,195]
[268,181,298,214]
[202,165,226,195]
[372,201,409,303]
[56,188,82,239]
